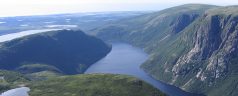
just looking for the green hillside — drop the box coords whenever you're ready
[0,70,29,93]
[29,74,166,96]
[0,72,167,96]
[94,4,216,51]
[0,30,111,74]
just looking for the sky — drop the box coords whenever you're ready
[0,0,238,17]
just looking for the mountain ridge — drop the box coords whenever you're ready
[92,4,238,96]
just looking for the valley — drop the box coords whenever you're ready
[0,3,238,96]
[0,29,166,96]
[85,43,201,96]
[94,4,238,96]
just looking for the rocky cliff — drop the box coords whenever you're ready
[168,6,238,95]
[93,4,238,96]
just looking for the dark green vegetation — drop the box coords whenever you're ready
[0,30,111,74]
[16,64,62,74]
[0,71,166,96]
[93,4,238,96]
[29,74,166,96]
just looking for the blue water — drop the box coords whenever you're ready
[0,29,60,43]
[85,43,201,96]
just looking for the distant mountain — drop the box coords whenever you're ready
[0,30,111,74]
[94,4,215,49]
[93,4,238,96]
[29,74,166,96]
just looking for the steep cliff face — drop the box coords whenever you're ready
[93,4,238,96]
[95,4,215,52]
[170,14,199,34]
[143,6,238,95]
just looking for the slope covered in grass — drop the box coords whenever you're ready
[0,70,29,93]
[29,74,166,96]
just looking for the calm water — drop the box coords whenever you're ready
[0,87,30,96]
[85,43,201,96]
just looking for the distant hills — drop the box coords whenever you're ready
[93,4,238,96]
[0,11,147,35]
[0,30,111,74]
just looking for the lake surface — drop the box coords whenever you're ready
[85,43,201,96]
[0,29,60,43]
[0,87,30,96]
